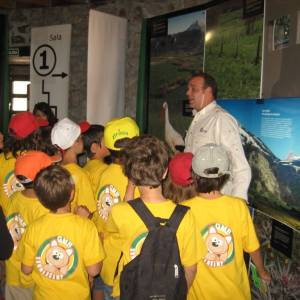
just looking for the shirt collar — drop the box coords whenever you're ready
[193,100,217,117]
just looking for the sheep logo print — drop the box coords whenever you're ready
[3,170,24,197]
[36,236,78,280]
[96,184,121,221]
[6,213,26,250]
[202,223,234,267]
[129,231,148,260]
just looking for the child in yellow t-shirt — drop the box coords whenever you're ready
[181,143,271,300]
[5,151,60,300]
[18,165,105,300]
[81,123,109,193]
[51,118,96,215]
[105,135,202,298]
[93,117,140,300]
[0,112,55,215]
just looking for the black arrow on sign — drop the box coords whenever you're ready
[52,72,68,78]
[42,80,50,104]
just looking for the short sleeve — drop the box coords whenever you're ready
[104,206,120,234]
[17,226,35,267]
[76,173,97,213]
[241,204,260,253]
[83,220,105,266]
[177,209,203,267]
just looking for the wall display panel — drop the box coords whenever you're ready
[145,0,263,148]
[147,7,206,141]
[205,1,263,98]
[219,98,300,230]
[262,0,300,98]
[251,209,300,300]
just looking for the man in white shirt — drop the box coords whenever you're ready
[185,72,251,201]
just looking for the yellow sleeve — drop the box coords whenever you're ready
[17,226,35,267]
[177,209,203,267]
[75,172,96,213]
[104,206,119,234]
[241,204,260,253]
[83,220,105,266]
[92,211,106,234]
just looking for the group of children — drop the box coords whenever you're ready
[0,109,271,300]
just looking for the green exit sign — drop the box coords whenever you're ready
[8,48,19,56]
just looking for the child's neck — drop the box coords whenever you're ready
[139,185,166,203]
[199,190,223,200]
[62,150,77,165]
[54,202,71,214]
[21,188,36,198]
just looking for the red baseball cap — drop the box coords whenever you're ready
[79,121,91,133]
[9,112,46,139]
[15,151,61,184]
[168,152,193,186]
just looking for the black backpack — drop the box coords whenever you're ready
[120,198,189,300]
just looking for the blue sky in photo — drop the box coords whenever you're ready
[168,10,206,35]
[217,98,300,160]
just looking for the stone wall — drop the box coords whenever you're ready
[8,0,208,121]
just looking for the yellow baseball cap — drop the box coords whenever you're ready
[104,117,139,151]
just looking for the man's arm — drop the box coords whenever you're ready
[216,112,251,200]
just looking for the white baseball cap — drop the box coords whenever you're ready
[51,118,81,150]
[192,143,231,178]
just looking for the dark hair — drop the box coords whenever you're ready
[192,170,229,193]
[3,128,57,158]
[33,102,58,127]
[82,124,104,159]
[123,135,169,187]
[163,174,197,203]
[191,71,218,99]
[34,165,74,212]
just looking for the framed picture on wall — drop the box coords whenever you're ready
[141,0,264,142]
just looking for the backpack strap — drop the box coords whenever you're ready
[167,204,189,232]
[128,198,157,230]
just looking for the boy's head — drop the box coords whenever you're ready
[51,118,83,154]
[15,151,60,189]
[169,152,193,186]
[163,152,196,203]
[123,135,169,188]
[82,124,108,159]
[8,112,45,139]
[34,165,74,212]
[192,143,231,193]
[5,112,53,158]
[104,117,139,150]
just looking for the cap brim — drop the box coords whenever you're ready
[36,119,49,127]
[50,153,62,163]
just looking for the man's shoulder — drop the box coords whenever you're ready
[214,104,238,121]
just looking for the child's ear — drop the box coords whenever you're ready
[162,168,168,180]
[69,189,75,202]
[90,142,99,154]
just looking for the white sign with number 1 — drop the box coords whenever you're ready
[30,24,71,120]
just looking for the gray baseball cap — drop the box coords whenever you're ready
[192,143,231,178]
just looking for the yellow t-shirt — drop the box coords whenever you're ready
[94,163,140,286]
[64,163,96,214]
[106,200,202,296]
[83,159,108,193]
[5,191,49,286]
[182,195,260,300]
[18,213,105,300]
[0,152,24,215]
